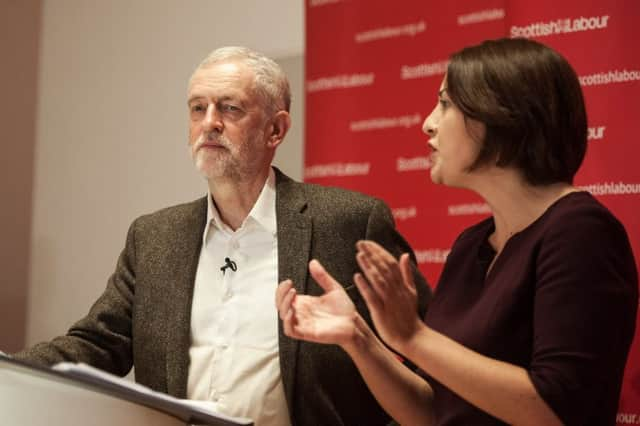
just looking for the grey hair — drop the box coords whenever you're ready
[192,46,291,113]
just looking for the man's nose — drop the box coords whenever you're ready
[202,103,223,133]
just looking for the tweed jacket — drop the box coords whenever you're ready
[16,168,430,426]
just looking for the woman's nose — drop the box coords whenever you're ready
[422,106,438,137]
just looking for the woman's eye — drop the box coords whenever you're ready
[439,98,449,109]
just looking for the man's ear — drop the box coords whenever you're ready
[266,110,291,149]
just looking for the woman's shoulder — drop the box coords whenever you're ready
[534,191,636,279]
[538,191,627,239]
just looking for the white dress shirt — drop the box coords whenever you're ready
[187,169,290,426]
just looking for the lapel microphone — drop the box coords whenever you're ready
[220,257,238,275]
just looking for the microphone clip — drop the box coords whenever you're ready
[220,257,237,275]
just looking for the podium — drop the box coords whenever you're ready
[0,356,252,425]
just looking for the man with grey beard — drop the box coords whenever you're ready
[12,46,430,426]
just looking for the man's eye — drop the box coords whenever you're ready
[190,104,206,113]
[221,104,241,113]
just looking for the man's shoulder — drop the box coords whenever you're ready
[301,181,379,203]
[274,167,377,202]
[298,182,393,223]
[275,168,386,212]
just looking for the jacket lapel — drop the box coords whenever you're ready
[164,197,207,398]
[274,168,312,413]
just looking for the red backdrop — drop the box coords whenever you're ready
[305,0,640,423]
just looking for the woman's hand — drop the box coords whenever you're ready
[354,240,425,352]
[276,259,359,346]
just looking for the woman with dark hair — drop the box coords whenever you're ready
[276,38,637,425]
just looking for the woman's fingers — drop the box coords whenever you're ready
[309,259,343,292]
[354,272,382,312]
[282,302,297,337]
[357,240,399,268]
[279,288,296,321]
[276,279,293,308]
[356,251,385,290]
[356,240,403,292]
[399,253,417,294]
[276,280,302,340]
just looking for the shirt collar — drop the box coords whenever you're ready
[203,167,277,243]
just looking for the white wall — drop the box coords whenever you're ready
[26,0,304,343]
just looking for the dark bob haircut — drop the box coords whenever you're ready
[446,38,587,186]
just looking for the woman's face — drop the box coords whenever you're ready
[422,78,485,188]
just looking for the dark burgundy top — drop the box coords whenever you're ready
[424,192,638,425]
